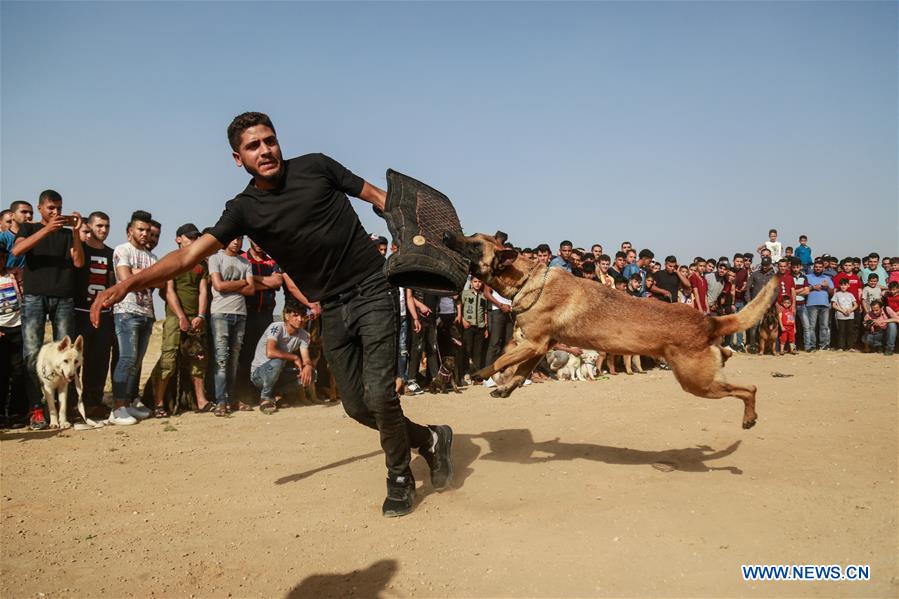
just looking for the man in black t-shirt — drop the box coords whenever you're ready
[92,112,453,518]
[12,189,85,429]
[650,256,690,303]
[74,211,116,417]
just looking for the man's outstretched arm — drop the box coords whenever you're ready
[91,233,223,326]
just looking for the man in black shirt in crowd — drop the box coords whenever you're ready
[74,211,116,419]
[648,255,688,303]
[13,190,84,429]
[92,112,453,517]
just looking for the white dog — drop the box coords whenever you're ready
[578,350,600,381]
[556,352,583,381]
[36,335,103,430]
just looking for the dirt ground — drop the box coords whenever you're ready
[2,349,897,598]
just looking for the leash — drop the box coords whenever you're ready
[512,265,551,315]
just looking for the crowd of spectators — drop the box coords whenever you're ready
[1,195,897,430]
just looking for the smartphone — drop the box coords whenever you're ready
[58,215,78,226]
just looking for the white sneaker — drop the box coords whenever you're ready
[108,407,138,426]
[406,381,425,396]
[484,377,497,388]
[523,378,533,386]
[127,400,151,421]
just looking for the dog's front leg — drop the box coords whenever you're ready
[47,384,66,429]
[473,341,541,382]
[74,373,97,428]
[491,353,544,398]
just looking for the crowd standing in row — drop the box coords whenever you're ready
[1,198,897,431]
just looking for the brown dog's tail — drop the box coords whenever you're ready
[710,275,780,338]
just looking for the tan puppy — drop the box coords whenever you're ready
[444,233,779,429]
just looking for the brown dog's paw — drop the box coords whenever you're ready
[471,370,488,383]
[490,388,511,399]
[742,418,757,429]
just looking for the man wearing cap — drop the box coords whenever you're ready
[744,255,776,352]
[148,224,212,416]
[91,112,453,518]
[73,211,116,418]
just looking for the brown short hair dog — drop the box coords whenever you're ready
[444,232,779,429]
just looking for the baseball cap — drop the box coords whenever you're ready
[761,256,772,266]
[176,223,201,239]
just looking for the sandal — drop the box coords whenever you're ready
[153,406,170,418]
[194,402,214,413]
[260,399,277,415]
[213,403,228,417]
[238,402,254,412]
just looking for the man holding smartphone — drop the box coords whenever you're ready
[11,189,84,429]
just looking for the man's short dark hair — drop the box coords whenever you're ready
[591,244,602,251]
[665,255,677,264]
[777,258,787,264]
[559,240,573,248]
[9,200,32,212]
[638,249,654,260]
[494,230,508,244]
[129,210,153,227]
[813,259,824,265]
[743,252,753,260]
[869,252,880,260]
[615,251,626,260]
[38,189,62,205]
[536,244,551,253]
[799,235,807,241]
[599,254,611,263]
[769,228,777,235]
[150,220,162,229]
[0,209,11,220]
[88,211,110,223]
[870,299,883,308]
[227,112,276,151]
[521,247,533,254]
[790,257,802,267]
[284,297,305,316]
[629,273,642,281]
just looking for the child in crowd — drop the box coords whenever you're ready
[795,235,812,273]
[460,276,488,378]
[883,281,899,315]
[0,245,27,428]
[888,260,899,286]
[831,278,859,351]
[861,299,899,356]
[776,297,798,355]
[758,229,783,262]
[861,274,883,313]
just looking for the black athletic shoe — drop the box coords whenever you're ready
[421,424,454,491]
[382,474,416,518]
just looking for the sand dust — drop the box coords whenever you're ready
[2,349,897,598]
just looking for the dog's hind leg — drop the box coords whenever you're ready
[666,347,759,430]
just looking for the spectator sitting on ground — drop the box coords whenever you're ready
[861,299,898,356]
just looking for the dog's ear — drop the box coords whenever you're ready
[57,336,71,351]
[494,249,519,271]
[73,335,84,351]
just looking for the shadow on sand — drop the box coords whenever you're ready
[286,559,397,598]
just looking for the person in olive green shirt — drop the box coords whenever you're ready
[149,224,210,415]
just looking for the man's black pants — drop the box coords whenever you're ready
[462,325,487,374]
[0,325,27,421]
[75,310,114,408]
[321,273,432,479]
[486,309,514,366]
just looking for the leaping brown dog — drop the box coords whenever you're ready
[444,233,779,429]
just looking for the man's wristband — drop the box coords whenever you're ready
[196,314,206,319]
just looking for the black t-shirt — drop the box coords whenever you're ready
[15,222,75,297]
[608,268,626,285]
[653,270,680,303]
[74,244,115,312]
[209,154,384,302]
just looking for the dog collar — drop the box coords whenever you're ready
[512,265,551,315]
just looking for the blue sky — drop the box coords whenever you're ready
[3,1,896,269]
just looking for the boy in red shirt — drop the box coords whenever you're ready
[777,297,798,355]
[689,258,709,314]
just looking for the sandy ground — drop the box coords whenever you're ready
[2,347,898,598]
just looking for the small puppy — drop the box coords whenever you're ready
[578,350,600,380]
[430,355,461,394]
[36,335,102,430]
[556,352,584,381]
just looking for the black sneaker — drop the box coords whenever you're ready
[382,474,416,518]
[421,424,454,491]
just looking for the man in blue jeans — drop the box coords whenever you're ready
[92,112,453,518]
[804,259,834,351]
[109,211,161,425]
[249,299,312,413]
[208,236,255,415]
[11,190,84,429]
